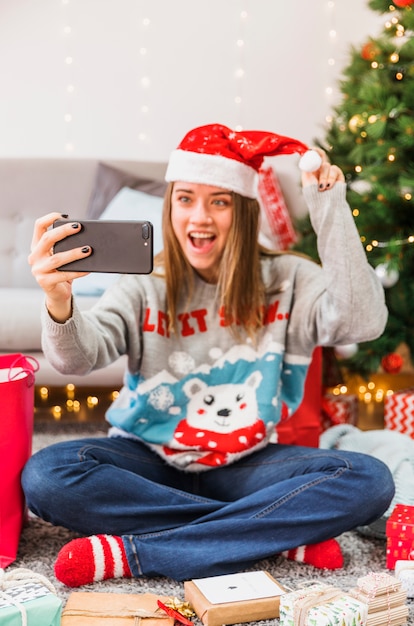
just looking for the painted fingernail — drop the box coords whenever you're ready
[61,213,69,218]
[81,246,90,253]
[319,183,324,189]
[326,183,331,188]
[72,222,80,229]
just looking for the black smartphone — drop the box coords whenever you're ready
[53,219,153,274]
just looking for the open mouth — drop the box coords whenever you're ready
[189,232,216,249]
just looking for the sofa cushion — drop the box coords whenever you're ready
[86,162,167,219]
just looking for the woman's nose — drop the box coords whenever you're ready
[190,201,212,223]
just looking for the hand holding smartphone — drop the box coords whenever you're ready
[53,219,154,274]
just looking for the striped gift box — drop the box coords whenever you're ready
[384,388,414,438]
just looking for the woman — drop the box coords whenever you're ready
[23,124,394,587]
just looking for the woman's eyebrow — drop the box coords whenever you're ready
[173,187,194,194]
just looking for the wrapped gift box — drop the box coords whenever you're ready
[0,580,62,626]
[386,504,414,568]
[279,582,367,626]
[395,560,414,598]
[184,571,285,626]
[348,572,408,625]
[321,393,358,431]
[384,389,414,438]
[387,537,414,569]
[61,592,175,626]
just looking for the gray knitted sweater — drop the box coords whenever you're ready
[41,183,387,470]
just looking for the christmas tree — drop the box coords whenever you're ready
[295,0,414,378]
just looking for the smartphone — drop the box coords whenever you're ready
[53,219,153,274]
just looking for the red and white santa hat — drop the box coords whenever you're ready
[165,123,322,199]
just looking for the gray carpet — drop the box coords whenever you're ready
[9,424,414,624]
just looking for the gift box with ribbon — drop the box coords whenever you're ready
[184,571,285,626]
[61,592,177,626]
[279,582,367,626]
[348,572,408,626]
[321,392,358,432]
[0,568,62,626]
[384,389,414,438]
[386,504,414,568]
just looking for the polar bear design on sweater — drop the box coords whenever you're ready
[163,371,266,466]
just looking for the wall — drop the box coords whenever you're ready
[0,0,385,209]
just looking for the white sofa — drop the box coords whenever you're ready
[0,158,167,387]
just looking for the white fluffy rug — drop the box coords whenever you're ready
[8,424,414,624]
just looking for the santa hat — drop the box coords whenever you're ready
[165,123,322,199]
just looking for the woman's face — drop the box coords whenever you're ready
[171,182,234,283]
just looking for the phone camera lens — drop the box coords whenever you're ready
[142,223,150,240]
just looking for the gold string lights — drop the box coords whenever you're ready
[324,0,338,127]
[138,14,151,146]
[62,0,75,153]
[234,4,248,131]
[331,381,394,407]
[364,234,414,253]
[36,384,120,421]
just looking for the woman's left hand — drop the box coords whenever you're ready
[302,148,345,191]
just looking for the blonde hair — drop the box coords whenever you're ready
[153,182,269,339]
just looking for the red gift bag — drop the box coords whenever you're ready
[0,353,38,567]
[276,347,322,447]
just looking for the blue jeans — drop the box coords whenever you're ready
[22,436,394,580]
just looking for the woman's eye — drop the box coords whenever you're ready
[178,195,191,204]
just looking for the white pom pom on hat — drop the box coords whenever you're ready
[165,123,322,199]
[298,149,323,172]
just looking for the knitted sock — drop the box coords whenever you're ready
[282,538,343,570]
[54,534,132,587]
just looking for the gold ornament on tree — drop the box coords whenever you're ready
[348,114,365,133]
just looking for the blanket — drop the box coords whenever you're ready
[320,424,414,535]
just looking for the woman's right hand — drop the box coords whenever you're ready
[28,212,92,323]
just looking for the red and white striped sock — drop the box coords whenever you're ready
[282,538,343,570]
[54,534,132,587]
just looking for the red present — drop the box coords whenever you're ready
[321,393,358,431]
[384,388,414,438]
[386,504,414,568]
[386,537,414,569]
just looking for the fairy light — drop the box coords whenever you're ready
[87,395,99,408]
[66,382,75,399]
[324,0,338,123]
[52,405,62,420]
[138,14,151,145]
[233,5,248,131]
[62,0,75,153]
[39,386,49,400]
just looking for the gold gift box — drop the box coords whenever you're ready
[184,571,285,626]
[61,592,176,626]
